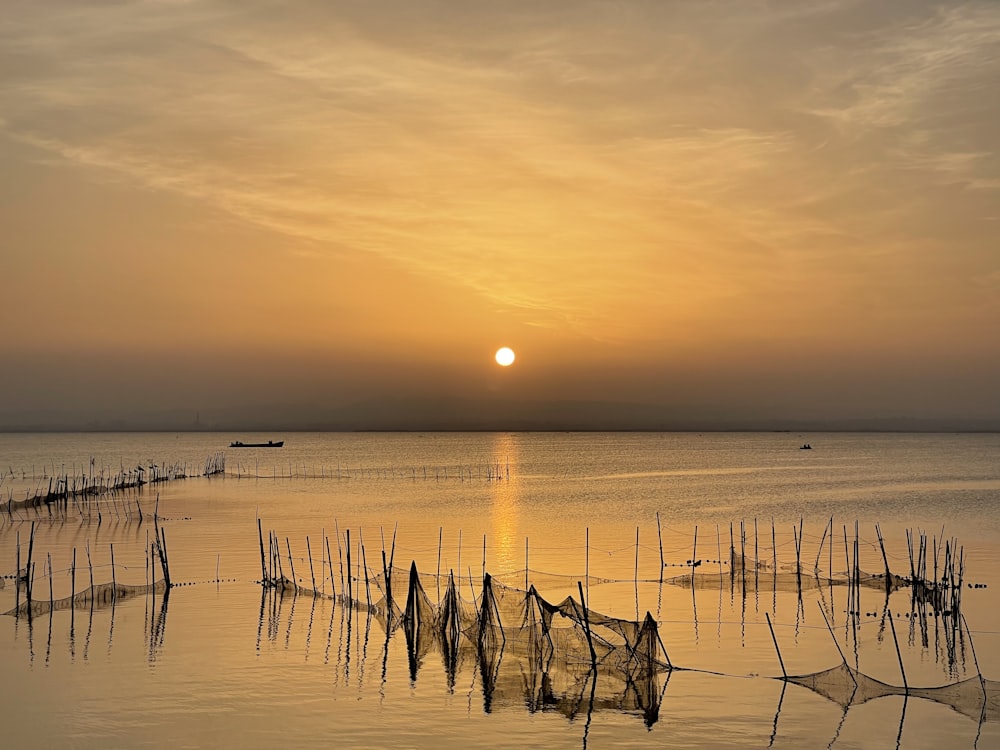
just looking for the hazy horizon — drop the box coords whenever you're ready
[3,394,998,433]
[3,1,999,429]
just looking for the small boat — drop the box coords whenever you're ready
[800,443,812,450]
[229,440,284,448]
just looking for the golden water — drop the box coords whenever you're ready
[1,432,998,748]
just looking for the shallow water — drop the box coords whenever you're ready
[1,431,999,748]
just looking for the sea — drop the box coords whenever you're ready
[1,431,998,749]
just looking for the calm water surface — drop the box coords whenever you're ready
[1,431,999,749]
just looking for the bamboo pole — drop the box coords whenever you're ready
[634,526,640,586]
[816,602,853,673]
[656,512,664,569]
[771,518,777,574]
[15,530,20,613]
[716,524,723,580]
[933,535,938,595]
[28,562,35,618]
[307,537,317,593]
[345,529,352,603]
[273,532,283,582]
[740,520,746,589]
[635,526,640,620]
[815,521,829,572]
[577,581,598,669]
[48,553,54,609]
[159,527,172,589]
[257,517,267,584]
[753,518,759,585]
[335,520,344,593]
[907,529,915,582]
[26,522,36,602]
[887,611,908,692]
[71,548,76,628]
[691,525,699,572]
[876,524,892,593]
[324,536,336,600]
[389,523,397,578]
[320,528,327,595]
[729,522,735,576]
[961,615,987,700]
[843,525,851,614]
[382,549,391,614]
[765,612,786,679]
[828,517,833,581]
[437,527,443,603]
[361,543,371,607]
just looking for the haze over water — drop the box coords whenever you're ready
[1,431,999,749]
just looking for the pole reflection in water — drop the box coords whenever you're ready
[3,512,999,749]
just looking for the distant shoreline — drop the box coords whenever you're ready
[2,425,998,434]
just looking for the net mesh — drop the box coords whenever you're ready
[276,558,995,727]
[3,579,168,617]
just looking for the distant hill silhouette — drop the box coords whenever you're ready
[1,398,998,432]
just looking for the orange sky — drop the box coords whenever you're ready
[2,2,999,428]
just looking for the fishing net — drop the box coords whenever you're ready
[787,658,999,722]
[249,522,994,730]
[3,579,168,617]
[669,551,906,594]
[279,560,671,720]
[787,662,904,706]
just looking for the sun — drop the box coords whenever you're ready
[495,347,516,367]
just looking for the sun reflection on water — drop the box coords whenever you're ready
[488,433,521,572]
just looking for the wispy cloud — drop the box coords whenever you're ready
[2,0,999,349]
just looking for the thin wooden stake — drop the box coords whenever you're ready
[361,543,371,607]
[635,526,640,585]
[691,525,699,573]
[26,522,36,602]
[15,530,21,613]
[47,553,54,609]
[307,537,317,593]
[656,512,664,568]
[577,581,598,668]
[285,537,297,590]
[437,527,443,603]
[876,524,892,593]
[815,522,829,572]
[765,612,786,679]
[324,536,336,600]
[887,611,908,692]
[345,529,352,603]
[334,519,344,592]
[816,602,853,673]
[257,517,267,584]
